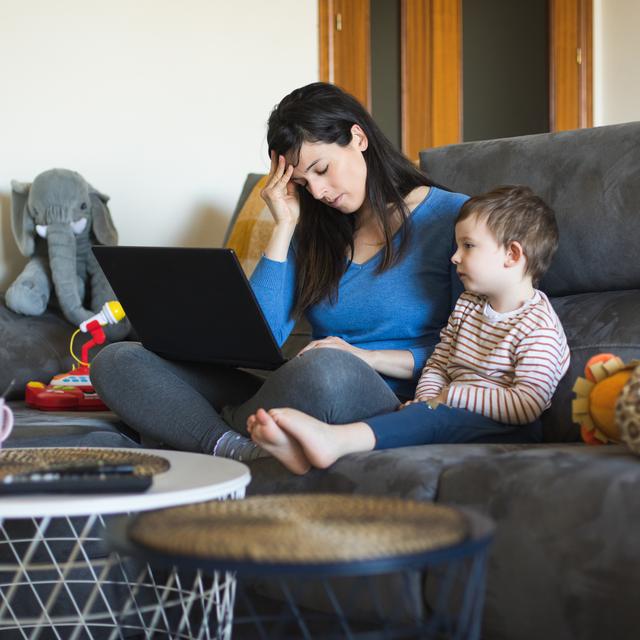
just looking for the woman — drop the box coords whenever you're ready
[91,82,467,465]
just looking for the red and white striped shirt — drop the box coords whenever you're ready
[415,290,570,425]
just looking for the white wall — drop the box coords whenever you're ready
[0,0,318,289]
[593,0,640,126]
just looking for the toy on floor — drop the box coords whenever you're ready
[572,353,640,454]
[25,301,126,411]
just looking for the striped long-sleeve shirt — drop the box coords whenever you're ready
[415,290,570,425]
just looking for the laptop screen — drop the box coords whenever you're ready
[92,246,287,370]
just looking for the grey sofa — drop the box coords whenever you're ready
[3,122,640,640]
[244,122,640,640]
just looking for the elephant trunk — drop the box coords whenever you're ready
[46,221,93,326]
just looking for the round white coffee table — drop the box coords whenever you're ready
[0,447,250,640]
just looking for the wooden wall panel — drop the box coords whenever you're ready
[430,0,462,148]
[319,0,332,83]
[550,0,593,131]
[319,0,371,110]
[401,0,432,159]
[580,0,593,128]
[402,0,462,160]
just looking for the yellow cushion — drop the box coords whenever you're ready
[224,176,275,277]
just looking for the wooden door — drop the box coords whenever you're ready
[319,0,371,110]
[550,0,593,130]
[402,0,462,159]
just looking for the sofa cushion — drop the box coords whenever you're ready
[419,122,640,296]
[224,174,273,277]
[5,401,139,449]
[435,443,640,640]
[224,173,312,355]
[223,173,266,249]
[0,294,115,401]
[544,289,640,441]
[0,296,75,400]
[247,442,570,501]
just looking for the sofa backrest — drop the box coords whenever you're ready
[419,122,640,296]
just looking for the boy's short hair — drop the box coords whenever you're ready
[456,185,559,284]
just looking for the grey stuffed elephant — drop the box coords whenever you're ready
[6,169,129,340]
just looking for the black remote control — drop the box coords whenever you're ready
[0,473,152,495]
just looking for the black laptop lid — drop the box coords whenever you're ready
[92,246,287,370]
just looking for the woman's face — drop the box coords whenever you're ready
[288,125,368,214]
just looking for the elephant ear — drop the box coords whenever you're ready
[10,180,35,256]
[89,185,118,246]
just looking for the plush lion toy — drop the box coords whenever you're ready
[572,354,640,455]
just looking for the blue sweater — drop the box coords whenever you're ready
[250,187,469,397]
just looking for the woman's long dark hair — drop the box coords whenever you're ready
[267,82,436,317]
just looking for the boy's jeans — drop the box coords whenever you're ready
[367,402,542,449]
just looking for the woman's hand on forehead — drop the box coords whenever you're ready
[260,151,300,226]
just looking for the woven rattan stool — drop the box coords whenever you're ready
[110,493,494,639]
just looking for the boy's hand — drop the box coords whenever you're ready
[399,387,449,410]
[399,397,429,410]
[425,387,449,408]
[431,386,449,407]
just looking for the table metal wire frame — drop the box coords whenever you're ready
[0,487,246,640]
[228,549,490,640]
[109,507,494,640]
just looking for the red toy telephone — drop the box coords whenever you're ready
[26,301,126,411]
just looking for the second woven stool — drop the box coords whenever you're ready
[111,493,494,639]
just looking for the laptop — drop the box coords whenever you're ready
[92,246,288,370]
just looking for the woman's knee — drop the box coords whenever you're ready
[287,348,377,400]
[90,342,148,389]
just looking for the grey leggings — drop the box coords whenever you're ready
[90,343,401,453]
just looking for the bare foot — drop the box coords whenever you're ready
[247,409,311,475]
[269,408,351,469]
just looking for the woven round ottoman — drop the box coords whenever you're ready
[109,493,494,639]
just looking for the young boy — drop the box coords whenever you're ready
[247,186,570,474]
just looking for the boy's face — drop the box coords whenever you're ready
[451,213,515,296]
